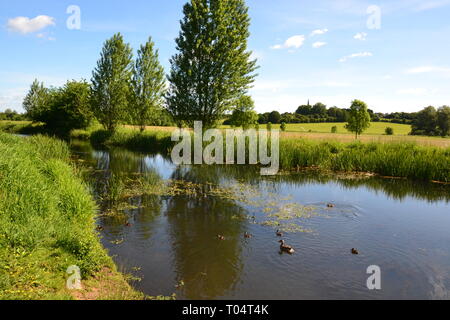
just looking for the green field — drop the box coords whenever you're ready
[222,122,412,136]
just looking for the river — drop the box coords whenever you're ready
[70,139,450,300]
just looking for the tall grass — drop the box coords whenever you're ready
[0,133,139,299]
[280,139,450,182]
[85,127,450,182]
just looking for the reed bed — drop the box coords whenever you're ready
[86,127,450,183]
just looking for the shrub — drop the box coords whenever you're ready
[385,127,394,135]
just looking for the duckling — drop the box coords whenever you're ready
[244,232,252,239]
[327,203,335,208]
[351,248,359,255]
[96,226,104,231]
[217,235,225,241]
[279,240,295,254]
[276,230,283,237]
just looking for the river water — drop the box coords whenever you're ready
[70,140,450,300]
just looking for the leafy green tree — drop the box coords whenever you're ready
[345,99,371,139]
[312,102,327,115]
[91,33,133,131]
[268,111,281,124]
[411,106,438,136]
[131,37,166,132]
[437,106,450,137]
[385,127,394,135]
[23,79,49,122]
[296,104,312,115]
[47,80,93,133]
[331,126,337,133]
[166,0,258,129]
[280,122,287,132]
[228,96,258,129]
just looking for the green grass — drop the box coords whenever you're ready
[221,122,412,135]
[279,139,450,182]
[0,133,142,300]
[84,126,450,183]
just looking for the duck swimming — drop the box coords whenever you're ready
[276,230,283,237]
[279,240,295,254]
[351,248,359,255]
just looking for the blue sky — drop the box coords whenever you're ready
[1,0,450,113]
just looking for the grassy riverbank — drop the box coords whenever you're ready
[0,133,143,300]
[78,127,450,183]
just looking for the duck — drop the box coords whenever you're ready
[327,203,335,208]
[276,230,283,237]
[96,226,104,231]
[279,240,295,254]
[351,248,359,255]
[217,235,225,241]
[244,232,252,239]
[125,222,132,227]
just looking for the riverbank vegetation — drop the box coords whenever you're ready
[74,126,450,183]
[0,133,142,299]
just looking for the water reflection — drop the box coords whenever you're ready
[70,139,450,299]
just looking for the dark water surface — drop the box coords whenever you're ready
[70,140,450,300]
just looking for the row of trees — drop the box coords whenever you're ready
[0,109,26,121]
[19,0,448,138]
[23,35,170,134]
[411,106,450,137]
[24,0,257,133]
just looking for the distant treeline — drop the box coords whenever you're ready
[250,103,419,125]
[230,102,449,137]
[0,109,27,121]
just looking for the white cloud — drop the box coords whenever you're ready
[271,35,305,50]
[406,66,450,75]
[397,88,428,95]
[339,52,373,62]
[354,32,367,41]
[310,28,328,37]
[312,41,327,48]
[7,15,55,34]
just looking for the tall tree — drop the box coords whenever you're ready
[131,37,166,132]
[345,99,371,139]
[91,33,133,131]
[166,0,258,129]
[23,79,49,122]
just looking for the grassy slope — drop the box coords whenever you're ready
[0,133,142,300]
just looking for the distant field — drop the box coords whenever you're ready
[221,122,412,136]
[2,120,449,148]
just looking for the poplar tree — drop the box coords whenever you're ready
[167,0,258,129]
[131,37,166,132]
[91,33,133,131]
